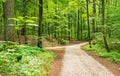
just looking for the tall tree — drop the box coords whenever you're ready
[86,0,91,48]
[3,0,16,41]
[77,9,80,40]
[22,0,28,44]
[101,0,110,52]
[38,0,43,48]
[68,14,71,40]
[0,1,3,35]
[92,0,96,39]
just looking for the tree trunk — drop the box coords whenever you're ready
[80,14,83,40]
[92,0,96,39]
[71,20,72,39]
[77,9,80,40]
[86,0,91,48]
[22,0,28,44]
[3,0,16,41]
[101,0,110,52]
[74,14,77,39]
[38,0,43,48]
[68,14,70,40]
[0,2,2,35]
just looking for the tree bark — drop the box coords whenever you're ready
[101,0,110,52]
[86,0,91,48]
[38,0,43,48]
[22,0,27,44]
[77,9,80,40]
[92,0,96,39]
[3,0,16,41]
[68,14,71,40]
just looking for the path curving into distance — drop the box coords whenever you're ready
[59,42,115,76]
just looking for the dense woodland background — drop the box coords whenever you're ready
[0,0,119,52]
[0,0,120,50]
[0,0,120,75]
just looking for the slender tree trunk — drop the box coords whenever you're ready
[48,23,50,38]
[77,9,80,40]
[74,14,77,39]
[0,2,2,35]
[81,15,83,40]
[38,0,43,48]
[3,0,16,41]
[46,5,50,38]
[22,0,28,44]
[0,18,2,35]
[101,0,110,52]
[23,16,27,44]
[86,0,91,48]
[70,19,72,40]
[92,0,96,39]
[68,14,70,40]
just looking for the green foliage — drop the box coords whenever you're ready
[1,0,120,74]
[92,32,104,44]
[59,39,69,45]
[0,43,55,76]
[1,0,6,2]
[84,44,120,63]
[0,41,19,51]
[99,52,120,63]
[84,44,105,52]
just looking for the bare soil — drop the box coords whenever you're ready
[45,47,65,76]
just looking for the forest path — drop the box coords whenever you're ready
[59,42,115,76]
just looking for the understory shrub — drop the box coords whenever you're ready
[84,44,120,63]
[99,52,120,63]
[0,42,55,76]
[59,39,69,45]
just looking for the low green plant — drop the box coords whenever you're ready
[84,44,120,63]
[99,52,120,63]
[59,39,69,45]
[0,41,19,51]
[83,44,105,52]
[0,43,55,76]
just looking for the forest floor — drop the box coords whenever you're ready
[46,42,120,76]
[0,36,119,76]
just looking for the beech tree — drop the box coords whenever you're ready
[86,0,91,48]
[101,0,110,52]
[92,0,96,39]
[38,0,43,48]
[0,0,120,52]
[3,0,16,41]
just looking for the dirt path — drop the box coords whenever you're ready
[59,42,115,76]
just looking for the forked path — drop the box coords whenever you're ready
[59,42,115,76]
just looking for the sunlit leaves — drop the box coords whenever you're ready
[1,0,6,2]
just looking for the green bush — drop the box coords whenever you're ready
[93,32,104,44]
[99,52,120,63]
[0,41,19,52]
[83,44,105,52]
[84,44,120,63]
[0,43,55,76]
[59,39,69,45]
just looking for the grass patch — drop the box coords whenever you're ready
[0,42,55,76]
[84,44,120,64]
